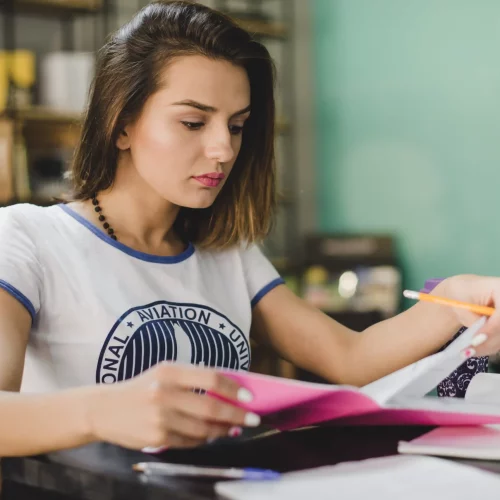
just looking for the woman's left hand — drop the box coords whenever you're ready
[442,274,500,357]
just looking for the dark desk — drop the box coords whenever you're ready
[3,425,500,500]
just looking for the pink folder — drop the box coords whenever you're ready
[219,370,500,430]
[213,318,500,430]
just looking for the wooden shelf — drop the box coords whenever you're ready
[232,18,287,39]
[12,107,282,130]
[13,0,101,15]
[6,107,83,124]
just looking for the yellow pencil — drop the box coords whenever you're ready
[403,290,496,317]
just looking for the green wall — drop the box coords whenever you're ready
[314,0,500,291]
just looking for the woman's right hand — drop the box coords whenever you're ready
[86,362,259,450]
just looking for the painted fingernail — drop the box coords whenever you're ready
[228,426,243,437]
[471,333,488,347]
[461,347,476,360]
[237,388,254,403]
[141,445,169,454]
[244,412,261,427]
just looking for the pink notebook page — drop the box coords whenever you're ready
[220,370,500,430]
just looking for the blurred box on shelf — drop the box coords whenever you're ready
[295,234,402,384]
[302,234,402,319]
[0,120,14,203]
[23,120,78,201]
[40,52,95,114]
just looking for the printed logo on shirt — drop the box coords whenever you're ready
[96,300,250,384]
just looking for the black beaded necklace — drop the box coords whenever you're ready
[92,193,117,241]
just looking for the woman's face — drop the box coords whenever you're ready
[117,55,251,209]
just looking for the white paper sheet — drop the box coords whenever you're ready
[466,373,500,405]
[361,317,486,404]
[398,425,500,460]
[215,455,500,500]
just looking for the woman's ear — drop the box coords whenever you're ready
[116,127,131,150]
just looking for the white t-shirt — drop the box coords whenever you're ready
[0,204,283,393]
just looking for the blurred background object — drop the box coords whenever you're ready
[301,234,401,318]
[1,0,104,204]
[40,51,94,113]
[7,49,36,108]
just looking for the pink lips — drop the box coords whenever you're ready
[193,172,225,188]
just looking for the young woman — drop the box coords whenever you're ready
[0,0,499,456]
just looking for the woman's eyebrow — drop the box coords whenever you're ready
[172,100,251,117]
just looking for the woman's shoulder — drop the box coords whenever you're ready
[0,203,64,234]
[195,241,258,258]
[195,242,270,269]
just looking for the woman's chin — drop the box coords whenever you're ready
[178,195,217,210]
[158,187,220,210]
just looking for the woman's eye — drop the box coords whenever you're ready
[181,121,205,130]
[229,124,244,136]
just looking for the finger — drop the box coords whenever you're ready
[481,313,500,339]
[173,389,261,427]
[166,408,233,441]
[463,314,500,356]
[162,363,254,404]
[462,337,500,358]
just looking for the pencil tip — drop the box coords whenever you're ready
[403,290,419,300]
[132,464,144,472]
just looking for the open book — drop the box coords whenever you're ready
[220,317,500,430]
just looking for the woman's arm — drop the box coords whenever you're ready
[0,290,260,456]
[0,386,102,456]
[251,277,484,387]
[0,289,98,455]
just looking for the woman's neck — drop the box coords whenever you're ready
[97,189,180,247]
[74,161,185,256]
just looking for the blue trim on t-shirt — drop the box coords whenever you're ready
[58,204,195,264]
[0,279,36,321]
[251,278,285,308]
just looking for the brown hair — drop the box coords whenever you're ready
[70,0,276,249]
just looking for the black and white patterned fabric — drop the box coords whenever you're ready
[436,327,489,398]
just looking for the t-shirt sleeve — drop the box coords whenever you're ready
[240,244,285,307]
[0,207,42,321]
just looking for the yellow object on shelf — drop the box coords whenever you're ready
[8,50,36,109]
[0,53,7,113]
[304,265,329,285]
[9,51,35,90]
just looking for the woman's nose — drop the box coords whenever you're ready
[205,130,235,164]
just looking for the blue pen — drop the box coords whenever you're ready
[133,462,281,480]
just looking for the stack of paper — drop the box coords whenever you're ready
[398,425,500,460]
[215,455,500,500]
